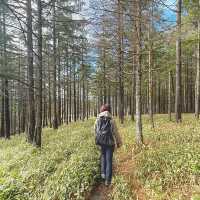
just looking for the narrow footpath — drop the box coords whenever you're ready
[87,183,112,200]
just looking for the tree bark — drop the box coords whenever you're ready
[148,7,154,128]
[117,0,124,124]
[195,1,200,119]
[0,81,5,137]
[34,0,42,147]
[175,0,182,123]
[52,0,58,129]
[26,0,35,142]
[168,71,172,121]
[47,51,52,128]
[73,58,77,122]
[135,0,143,145]
[57,37,61,125]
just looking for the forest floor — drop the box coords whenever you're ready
[1,114,200,200]
[88,114,200,200]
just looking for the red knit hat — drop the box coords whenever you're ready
[100,104,111,113]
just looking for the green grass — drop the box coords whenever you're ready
[1,114,200,200]
[114,114,200,200]
[0,119,99,200]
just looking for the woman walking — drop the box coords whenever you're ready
[94,104,122,186]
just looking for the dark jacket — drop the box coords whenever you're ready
[94,111,122,148]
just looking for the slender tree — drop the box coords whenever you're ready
[148,4,154,128]
[195,0,200,119]
[34,0,42,147]
[117,0,124,124]
[175,0,182,123]
[26,0,35,142]
[52,0,58,129]
[135,0,143,145]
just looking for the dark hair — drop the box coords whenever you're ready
[100,104,111,113]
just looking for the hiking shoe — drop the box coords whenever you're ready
[105,180,111,186]
[101,174,105,179]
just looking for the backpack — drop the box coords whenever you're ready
[95,116,114,146]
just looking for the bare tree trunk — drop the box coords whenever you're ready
[82,47,86,121]
[168,71,172,121]
[0,81,5,137]
[156,78,160,114]
[34,0,42,147]
[4,78,10,139]
[17,54,21,134]
[73,59,77,122]
[148,7,154,128]
[57,38,61,125]
[117,0,124,124]
[175,0,182,123]
[65,46,69,124]
[62,66,66,123]
[77,75,80,120]
[86,82,89,120]
[26,0,35,142]
[52,0,58,129]
[195,2,200,119]
[47,52,52,128]
[183,58,188,113]
[131,17,136,121]
[135,0,143,145]
[69,61,72,123]
[2,6,10,139]
[103,47,107,104]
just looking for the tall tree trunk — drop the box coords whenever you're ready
[73,58,77,122]
[82,47,86,121]
[63,70,67,123]
[69,61,72,123]
[76,75,78,120]
[131,52,136,121]
[66,47,69,124]
[26,0,35,142]
[57,38,61,125]
[117,0,124,124]
[175,0,182,123]
[156,78,160,113]
[52,0,58,129]
[131,18,136,121]
[171,71,175,113]
[148,7,154,128]
[4,78,10,139]
[195,2,200,119]
[103,47,107,104]
[0,81,5,137]
[86,82,89,120]
[34,0,42,147]
[47,53,52,128]
[135,0,143,145]
[17,54,21,134]
[168,71,172,121]
[2,6,10,139]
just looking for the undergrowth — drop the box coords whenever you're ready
[115,114,200,200]
[1,114,200,200]
[0,119,99,200]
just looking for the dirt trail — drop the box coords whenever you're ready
[86,182,112,200]
[87,150,145,200]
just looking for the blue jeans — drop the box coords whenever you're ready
[100,145,114,183]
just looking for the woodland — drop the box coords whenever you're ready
[0,0,200,199]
